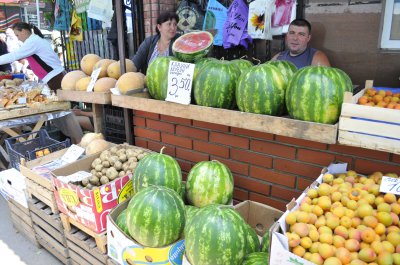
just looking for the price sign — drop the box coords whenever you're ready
[379,176,400,195]
[86,67,102,92]
[166,61,195,105]
[61,144,85,164]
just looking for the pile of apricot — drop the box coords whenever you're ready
[357,88,400,109]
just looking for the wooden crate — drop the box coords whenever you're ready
[338,80,400,154]
[26,178,58,214]
[34,225,70,264]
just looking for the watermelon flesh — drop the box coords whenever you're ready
[172,31,214,62]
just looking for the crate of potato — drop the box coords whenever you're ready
[338,80,400,154]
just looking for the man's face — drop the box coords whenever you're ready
[285,25,311,55]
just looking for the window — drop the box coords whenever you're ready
[380,0,400,49]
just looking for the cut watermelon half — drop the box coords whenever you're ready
[172,31,214,63]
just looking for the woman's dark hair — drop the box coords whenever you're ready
[12,22,44,38]
[290,18,312,33]
[155,11,179,34]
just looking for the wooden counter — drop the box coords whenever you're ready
[0,101,70,120]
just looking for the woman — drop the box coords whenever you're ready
[0,22,65,90]
[132,11,179,74]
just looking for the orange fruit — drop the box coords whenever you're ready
[358,96,369,105]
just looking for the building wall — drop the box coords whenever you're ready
[132,111,400,211]
[143,0,176,37]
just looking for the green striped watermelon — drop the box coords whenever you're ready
[236,64,286,115]
[241,252,269,265]
[172,31,213,62]
[285,66,353,124]
[230,58,253,75]
[265,60,297,83]
[147,56,180,100]
[185,204,248,265]
[260,230,270,253]
[185,205,200,227]
[126,186,185,247]
[132,147,182,194]
[185,160,234,207]
[193,57,217,80]
[116,209,130,236]
[245,225,260,254]
[194,60,241,109]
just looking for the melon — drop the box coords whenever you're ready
[79,132,104,148]
[172,31,213,62]
[85,139,110,155]
[81,54,102,75]
[93,77,117,92]
[61,70,87,90]
[75,76,91,91]
[94,59,116,78]
[107,59,136,79]
[116,72,145,94]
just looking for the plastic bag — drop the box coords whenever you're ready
[248,0,275,40]
[176,0,205,34]
[202,0,228,46]
[87,0,113,24]
[54,0,71,31]
[223,0,252,48]
[272,0,295,27]
[69,10,83,42]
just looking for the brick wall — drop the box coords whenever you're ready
[133,111,400,211]
[143,0,177,37]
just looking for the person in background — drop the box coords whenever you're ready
[272,18,331,69]
[132,11,180,74]
[0,34,11,72]
[5,28,23,73]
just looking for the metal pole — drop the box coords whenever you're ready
[36,0,40,29]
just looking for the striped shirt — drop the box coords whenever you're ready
[148,42,169,66]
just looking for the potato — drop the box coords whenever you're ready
[108,156,119,166]
[128,162,137,171]
[86,183,93,190]
[100,176,110,185]
[118,171,126,178]
[110,146,119,154]
[82,178,89,187]
[89,176,100,185]
[126,170,132,175]
[119,154,127,163]
[128,157,138,163]
[114,161,122,171]
[91,158,102,168]
[106,167,118,181]
[95,164,103,172]
[90,169,97,176]
[101,168,107,175]
[137,153,146,160]
[136,149,144,154]
[126,149,136,157]
[102,160,110,168]
[96,172,102,178]
[100,151,111,161]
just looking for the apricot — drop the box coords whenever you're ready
[366,88,377,96]
[358,247,377,263]
[378,90,386,96]
[373,94,384,104]
[292,223,310,237]
[376,212,393,227]
[309,253,324,265]
[361,228,376,243]
[377,252,394,265]
[393,253,400,265]
[357,203,374,218]
[292,245,306,257]
[285,211,297,225]
[358,96,369,105]
[384,193,397,204]
[319,243,335,259]
[324,257,342,265]
[387,231,400,246]
[345,238,361,252]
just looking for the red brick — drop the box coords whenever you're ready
[182,172,188,181]
[176,148,209,163]
[133,116,146,127]
[210,156,249,175]
[193,141,229,158]
[176,125,208,141]
[297,149,335,166]
[134,137,148,148]
[354,159,400,175]
[297,177,314,191]
[234,188,249,202]
[271,186,302,202]
[176,158,193,174]
[392,154,400,164]
[161,133,192,149]
[147,141,176,156]
[275,135,328,150]
[250,166,296,188]
[230,127,274,141]
[250,140,296,159]
[160,115,192,125]
[231,149,272,168]
[134,127,160,141]
[274,158,323,179]
[134,110,159,120]
[193,120,229,132]
[147,119,175,133]
[248,193,286,212]
[234,175,270,196]
[329,144,390,161]
[210,132,249,149]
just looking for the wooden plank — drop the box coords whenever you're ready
[341,102,400,123]
[339,117,400,139]
[26,180,59,214]
[36,234,71,264]
[69,249,92,265]
[31,212,66,245]
[112,95,338,144]
[28,198,63,231]
[67,240,108,265]
[9,211,39,248]
[7,198,29,215]
[92,103,104,133]
[33,224,69,257]
[57,90,112,104]
[8,201,32,227]
[0,102,70,120]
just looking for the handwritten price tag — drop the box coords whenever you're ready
[86,67,101,92]
[61,144,85,164]
[166,61,195,105]
[379,176,400,195]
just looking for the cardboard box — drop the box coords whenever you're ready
[0,168,28,208]
[107,199,185,265]
[51,154,133,233]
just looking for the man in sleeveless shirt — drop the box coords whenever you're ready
[272,19,330,69]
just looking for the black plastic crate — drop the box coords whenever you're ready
[43,122,68,142]
[104,127,126,144]
[5,129,71,170]
[103,105,125,131]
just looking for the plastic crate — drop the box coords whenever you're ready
[103,105,125,131]
[5,129,71,170]
[104,127,126,144]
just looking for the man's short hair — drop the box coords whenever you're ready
[290,19,312,33]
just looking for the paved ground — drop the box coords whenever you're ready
[0,196,62,265]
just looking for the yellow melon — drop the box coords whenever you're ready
[81,54,102,75]
[86,139,110,155]
[61,70,87,90]
[116,72,145,94]
[75,76,92,91]
[93,77,117,92]
[94,59,116,78]
[107,59,137,79]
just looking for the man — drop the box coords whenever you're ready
[272,18,330,69]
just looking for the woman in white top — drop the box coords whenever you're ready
[0,22,65,90]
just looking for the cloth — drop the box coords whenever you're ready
[202,0,228,46]
[132,34,180,75]
[248,0,275,40]
[223,0,251,49]
[0,34,64,83]
[272,0,295,27]
[0,41,11,72]
[46,71,66,91]
[148,42,169,66]
[276,47,318,69]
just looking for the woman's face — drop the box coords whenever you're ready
[13,29,30,42]
[157,19,177,40]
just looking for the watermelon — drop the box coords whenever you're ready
[193,57,217,80]
[265,60,297,83]
[185,205,200,227]
[285,66,353,124]
[116,209,130,236]
[241,252,269,265]
[236,64,286,115]
[126,186,185,247]
[194,60,241,109]
[185,160,234,207]
[260,230,270,253]
[172,31,213,62]
[245,225,260,254]
[147,56,180,100]
[132,147,182,194]
[185,204,248,265]
[230,58,253,76]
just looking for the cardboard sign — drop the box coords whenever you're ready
[61,144,85,164]
[379,176,400,195]
[86,67,102,92]
[166,61,195,105]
